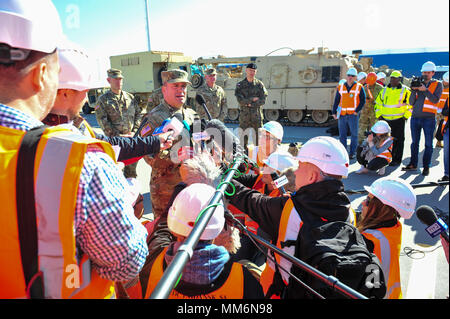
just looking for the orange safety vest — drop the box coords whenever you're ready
[0,125,116,299]
[422,81,441,114]
[375,137,394,163]
[144,247,244,299]
[247,145,265,168]
[362,222,402,299]
[228,174,280,235]
[438,87,449,113]
[338,82,363,115]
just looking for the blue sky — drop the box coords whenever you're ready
[53,0,449,74]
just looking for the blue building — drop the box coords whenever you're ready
[359,48,449,79]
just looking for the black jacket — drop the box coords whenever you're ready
[226,179,352,243]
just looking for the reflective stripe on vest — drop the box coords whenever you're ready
[338,82,362,115]
[376,137,393,163]
[363,222,402,299]
[422,81,440,114]
[0,126,115,299]
[260,199,356,295]
[379,86,410,120]
[144,247,244,299]
[260,199,301,295]
[438,87,449,113]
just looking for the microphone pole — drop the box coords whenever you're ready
[195,94,212,121]
[149,157,244,299]
[225,212,367,299]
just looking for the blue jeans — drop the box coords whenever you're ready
[410,117,436,168]
[444,128,449,176]
[338,114,359,156]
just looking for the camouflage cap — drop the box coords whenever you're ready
[107,68,123,79]
[161,69,191,84]
[205,68,217,75]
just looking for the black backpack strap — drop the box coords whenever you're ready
[16,125,48,298]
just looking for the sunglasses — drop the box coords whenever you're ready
[347,75,356,77]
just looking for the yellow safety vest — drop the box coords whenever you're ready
[362,222,403,299]
[375,85,412,120]
[0,125,116,299]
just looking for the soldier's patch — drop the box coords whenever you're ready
[140,124,152,137]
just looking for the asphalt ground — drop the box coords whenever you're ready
[84,113,449,299]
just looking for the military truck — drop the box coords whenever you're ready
[82,87,109,114]
[109,50,193,111]
[189,48,373,125]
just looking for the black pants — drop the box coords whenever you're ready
[356,146,389,170]
[382,117,405,163]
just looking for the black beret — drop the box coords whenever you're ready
[247,63,257,69]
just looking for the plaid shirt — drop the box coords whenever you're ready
[0,104,148,282]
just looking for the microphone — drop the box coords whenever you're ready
[204,119,259,170]
[152,113,185,138]
[416,205,449,243]
[195,94,212,121]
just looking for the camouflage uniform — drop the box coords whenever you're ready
[142,70,199,219]
[146,87,163,114]
[194,69,228,121]
[235,76,268,151]
[358,82,383,144]
[95,69,143,178]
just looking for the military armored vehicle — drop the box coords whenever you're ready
[189,48,373,125]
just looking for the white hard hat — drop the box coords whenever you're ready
[376,72,386,80]
[168,183,224,240]
[443,71,449,83]
[357,72,367,82]
[364,177,416,219]
[0,0,63,56]
[261,121,284,141]
[421,61,436,72]
[263,151,298,173]
[296,136,349,177]
[347,68,358,76]
[371,120,391,134]
[58,40,98,91]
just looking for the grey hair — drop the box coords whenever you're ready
[180,152,222,187]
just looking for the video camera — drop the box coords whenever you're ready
[410,75,426,88]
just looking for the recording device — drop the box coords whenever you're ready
[204,119,258,169]
[416,205,449,243]
[270,172,287,194]
[195,94,212,121]
[410,75,426,88]
[364,130,373,137]
[152,113,185,138]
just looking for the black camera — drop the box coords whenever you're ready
[410,75,426,88]
[364,130,372,137]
